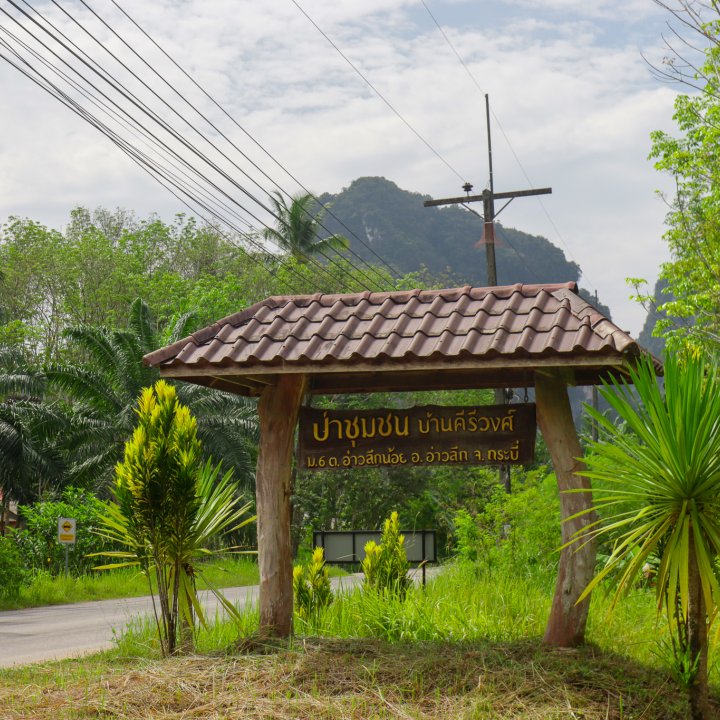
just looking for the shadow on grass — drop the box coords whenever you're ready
[1,637,717,719]
[238,636,717,719]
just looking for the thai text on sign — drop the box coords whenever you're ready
[298,404,536,470]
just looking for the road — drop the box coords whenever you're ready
[0,574,364,668]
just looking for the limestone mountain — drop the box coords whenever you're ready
[318,176,583,290]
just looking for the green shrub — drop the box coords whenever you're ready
[452,508,479,562]
[361,511,410,598]
[293,546,333,623]
[15,488,119,576]
[0,533,27,600]
[474,472,561,582]
[94,381,254,657]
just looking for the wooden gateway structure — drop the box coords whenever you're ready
[145,282,654,647]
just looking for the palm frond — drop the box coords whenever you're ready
[127,298,157,353]
[45,364,121,414]
[580,352,720,619]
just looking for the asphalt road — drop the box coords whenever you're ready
[0,574,365,668]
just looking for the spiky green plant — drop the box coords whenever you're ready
[577,353,720,719]
[293,546,333,625]
[361,511,410,599]
[93,380,254,656]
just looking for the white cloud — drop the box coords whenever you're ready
[0,0,689,336]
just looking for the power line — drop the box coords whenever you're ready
[420,0,593,290]
[0,33,306,295]
[291,0,465,183]
[41,0,390,292]
[0,22,260,236]
[2,1,376,293]
[104,0,403,284]
[0,23,321,294]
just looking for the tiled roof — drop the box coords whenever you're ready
[144,283,644,387]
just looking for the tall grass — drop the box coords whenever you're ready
[114,561,675,677]
[301,564,551,643]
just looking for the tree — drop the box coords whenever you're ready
[0,347,66,523]
[46,299,257,495]
[578,353,720,720]
[0,208,261,362]
[262,191,349,264]
[648,2,720,352]
[94,381,254,656]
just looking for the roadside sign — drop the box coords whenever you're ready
[57,517,76,544]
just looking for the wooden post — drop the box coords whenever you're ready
[255,373,308,637]
[535,369,597,646]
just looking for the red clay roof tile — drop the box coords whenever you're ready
[143,283,645,377]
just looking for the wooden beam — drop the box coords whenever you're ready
[159,355,627,380]
[255,373,308,637]
[423,187,552,207]
[309,368,535,394]
[535,369,597,647]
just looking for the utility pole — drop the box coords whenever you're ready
[423,94,552,493]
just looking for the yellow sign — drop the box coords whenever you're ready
[57,517,76,544]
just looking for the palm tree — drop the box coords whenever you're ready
[263,191,349,264]
[578,353,720,720]
[47,299,257,495]
[0,347,66,525]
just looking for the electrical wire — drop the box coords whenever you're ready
[290,0,465,184]
[39,0,389,292]
[0,25,253,235]
[420,0,593,290]
[0,26,319,294]
[104,0,404,284]
[1,1,373,293]
[0,32,306,295]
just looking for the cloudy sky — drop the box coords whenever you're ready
[0,0,686,336]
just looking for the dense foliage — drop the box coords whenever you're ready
[579,353,720,720]
[647,5,720,354]
[15,487,116,576]
[0,532,27,600]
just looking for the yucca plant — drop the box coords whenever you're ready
[93,380,255,656]
[577,353,720,720]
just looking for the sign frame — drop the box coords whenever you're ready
[299,403,536,471]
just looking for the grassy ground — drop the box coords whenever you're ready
[0,556,261,610]
[0,638,708,719]
[1,564,717,718]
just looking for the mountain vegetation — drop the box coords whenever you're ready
[318,176,582,288]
